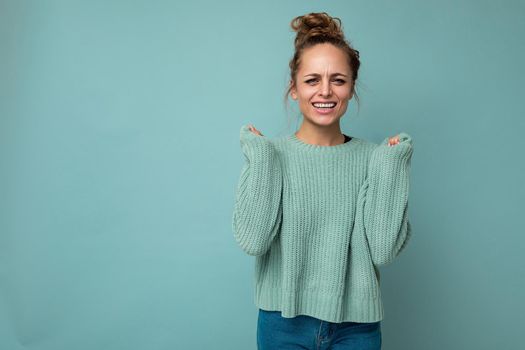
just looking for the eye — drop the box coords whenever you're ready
[305,78,346,85]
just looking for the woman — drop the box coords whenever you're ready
[232,12,413,350]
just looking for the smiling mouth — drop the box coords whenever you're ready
[311,102,337,108]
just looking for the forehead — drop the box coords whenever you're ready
[299,44,349,73]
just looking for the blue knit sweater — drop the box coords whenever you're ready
[232,124,414,323]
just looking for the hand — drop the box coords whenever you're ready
[387,135,400,147]
[247,124,264,136]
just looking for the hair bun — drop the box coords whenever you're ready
[291,12,345,47]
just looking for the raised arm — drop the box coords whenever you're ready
[231,125,283,256]
[361,132,414,267]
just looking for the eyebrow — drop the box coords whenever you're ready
[303,73,348,78]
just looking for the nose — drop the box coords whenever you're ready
[319,80,332,97]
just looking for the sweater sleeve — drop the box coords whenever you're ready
[231,124,283,256]
[361,132,414,267]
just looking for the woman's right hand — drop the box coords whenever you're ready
[239,124,274,163]
[247,124,264,136]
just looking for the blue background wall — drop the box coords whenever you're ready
[1,0,523,349]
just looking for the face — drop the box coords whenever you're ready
[290,43,354,127]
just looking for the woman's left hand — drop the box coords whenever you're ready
[387,135,401,147]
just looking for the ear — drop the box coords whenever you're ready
[289,80,297,100]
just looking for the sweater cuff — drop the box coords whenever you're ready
[239,124,277,161]
[240,124,260,141]
[371,132,413,165]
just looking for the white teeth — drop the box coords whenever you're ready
[313,103,336,108]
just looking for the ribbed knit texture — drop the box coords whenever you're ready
[232,124,414,323]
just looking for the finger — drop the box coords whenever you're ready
[248,124,264,136]
[388,135,400,146]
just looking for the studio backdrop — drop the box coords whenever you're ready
[1,0,524,349]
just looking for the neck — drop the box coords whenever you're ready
[295,122,345,146]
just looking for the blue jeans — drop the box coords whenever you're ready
[257,309,382,350]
